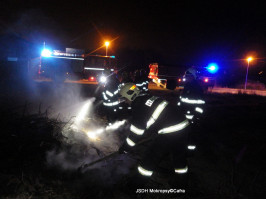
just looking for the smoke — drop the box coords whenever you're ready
[19,76,92,120]
[46,99,137,185]
[47,116,129,170]
[2,54,136,185]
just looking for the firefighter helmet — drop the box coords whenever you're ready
[119,82,140,101]
[185,67,197,79]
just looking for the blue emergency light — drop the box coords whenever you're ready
[206,63,219,74]
[41,49,52,57]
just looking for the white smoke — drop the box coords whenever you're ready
[32,84,137,186]
[46,99,134,177]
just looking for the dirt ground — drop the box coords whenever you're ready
[0,80,266,198]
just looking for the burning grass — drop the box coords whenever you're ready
[0,101,136,198]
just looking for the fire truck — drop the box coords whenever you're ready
[30,47,117,83]
[83,54,117,83]
[148,63,217,90]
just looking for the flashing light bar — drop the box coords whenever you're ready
[53,52,83,57]
[206,63,219,74]
[41,49,52,57]
[49,56,84,60]
[84,67,104,70]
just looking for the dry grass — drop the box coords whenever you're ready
[0,92,266,198]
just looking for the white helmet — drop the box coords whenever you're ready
[119,82,140,101]
[185,67,197,79]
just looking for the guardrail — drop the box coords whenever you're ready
[208,87,266,96]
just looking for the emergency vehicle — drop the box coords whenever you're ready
[83,54,117,83]
[149,63,217,90]
[31,47,117,83]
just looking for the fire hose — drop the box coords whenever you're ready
[78,137,153,172]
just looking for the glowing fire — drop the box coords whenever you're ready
[70,99,127,142]
[86,128,104,141]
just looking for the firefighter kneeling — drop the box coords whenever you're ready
[118,82,190,188]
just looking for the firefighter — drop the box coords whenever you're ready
[101,69,120,123]
[178,67,205,151]
[140,68,149,92]
[118,82,190,187]
[117,71,134,119]
[134,69,149,94]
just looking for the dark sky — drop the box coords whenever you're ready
[1,0,266,67]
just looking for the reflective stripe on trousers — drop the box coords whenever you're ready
[180,97,205,104]
[138,165,153,176]
[187,145,196,150]
[175,166,188,174]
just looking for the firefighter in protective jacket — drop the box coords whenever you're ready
[134,69,149,94]
[178,67,205,151]
[119,82,190,182]
[101,69,120,123]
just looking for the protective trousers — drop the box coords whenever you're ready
[138,129,189,178]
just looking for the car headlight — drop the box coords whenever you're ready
[100,76,107,83]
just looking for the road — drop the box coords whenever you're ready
[35,78,181,90]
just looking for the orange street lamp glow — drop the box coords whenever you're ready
[244,57,253,90]
[247,57,253,62]
[105,41,110,56]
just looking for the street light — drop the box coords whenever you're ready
[105,41,110,56]
[244,57,253,90]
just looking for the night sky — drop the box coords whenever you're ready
[1,0,266,68]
